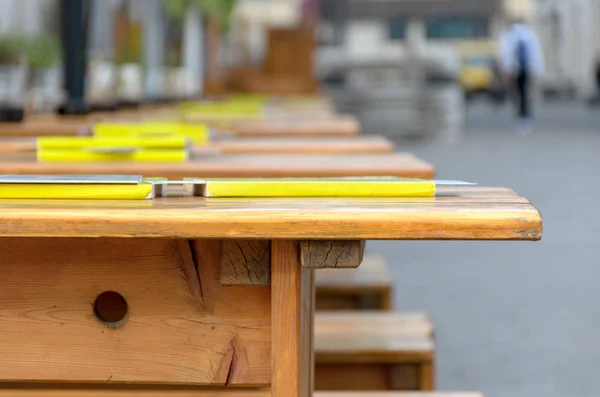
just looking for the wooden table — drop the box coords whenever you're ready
[0,114,359,138]
[0,136,394,156]
[0,153,435,179]
[0,187,541,396]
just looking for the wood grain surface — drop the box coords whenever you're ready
[0,238,270,385]
[224,117,359,137]
[300,241,365,269]
[0,136,395,156]
[0,114,359,138]
[220,240,270,285]
[0,153,435,179]
[0,188,542,240]
[271,240,314,397]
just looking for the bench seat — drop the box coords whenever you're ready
[316,255,393,311]
[315,311,435,391]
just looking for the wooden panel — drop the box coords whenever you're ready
[0,238,270,385]
[220,240,270,285]
[315,364,418,391]
[271,240,314,397]
[300,240,364,269]
[0,188,542,240]
[0,153,435,179]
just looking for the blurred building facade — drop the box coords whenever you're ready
[316,0,535,62]
[534,0,600,97]
[0,0,58,34]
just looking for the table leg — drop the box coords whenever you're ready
[271,240,315,397]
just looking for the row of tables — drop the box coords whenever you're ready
[0,99,542,397]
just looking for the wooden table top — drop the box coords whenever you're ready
[222,116,359,137]
[0,114,359,138]
[0,153,435,179]
[0,187,541,240]
[0,135,394,155]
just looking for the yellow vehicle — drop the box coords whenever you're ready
[454,40,500,96]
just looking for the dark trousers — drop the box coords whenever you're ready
[515,70,530,119]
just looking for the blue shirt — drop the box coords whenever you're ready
[500,24,544,76]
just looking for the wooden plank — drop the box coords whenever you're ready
[0,238,270,385]
[315,312,433,336]
[300,240,365,269]
[0,153,436,179]
[271,240,314,397]
[220,240,270,285]
[0,189,542,240]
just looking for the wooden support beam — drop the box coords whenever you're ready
[271,240,314,397]
[220,240,270,286]
[299,240,365,269]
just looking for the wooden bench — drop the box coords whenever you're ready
[315,312,435,391]
[316,255,393,311]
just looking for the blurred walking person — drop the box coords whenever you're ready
[500,20,544,135]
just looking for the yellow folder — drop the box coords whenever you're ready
[186,177,438,198]
[38,136,188,150]
[93,122,210,143]
[37,148,188,163]
[0,182,157,200]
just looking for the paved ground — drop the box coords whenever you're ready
[368,100,600,397]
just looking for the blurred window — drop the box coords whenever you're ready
[465,57,493,67]
[388,19,407,40]
[426,18,489,39]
